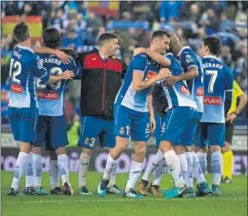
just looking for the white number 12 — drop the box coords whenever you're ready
[206,70,218,93]
[9,59,22,84]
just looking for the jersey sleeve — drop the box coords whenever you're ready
[233,80,244,97]
[132,54,147,73]
[30,55,50,83]
[180,51,197,71]
[68,57,81,77]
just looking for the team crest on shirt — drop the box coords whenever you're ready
[186,55,193,63]
[84,137,90,145]
[119,127,125,135]
[37,59,43,69]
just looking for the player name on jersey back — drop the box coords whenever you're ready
[200,55,233,123]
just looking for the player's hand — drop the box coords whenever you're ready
[60,48,78,59]
[60,70,75,80]
[55,50,70,64]
[133,47,146,56]
[157,68,171,80]
[166,75,180,86]
[226,113,237,124]
[149,116,156,132]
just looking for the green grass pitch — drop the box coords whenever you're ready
[2,171,247,216]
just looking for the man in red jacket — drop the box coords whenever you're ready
[77,33,125,195]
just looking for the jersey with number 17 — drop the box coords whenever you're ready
[8,45,50,108]
[36,54,79,116]
[200,55,233,123]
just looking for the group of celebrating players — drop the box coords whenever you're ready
[7,21,243,199]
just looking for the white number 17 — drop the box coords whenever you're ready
[206,70,218,93]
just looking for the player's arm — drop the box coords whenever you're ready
[226,81,247,123]
[133,47,171,66]
[31,56,74,84]
[148,92,156,132]
[33,47,70,64]
[166,52,198,86]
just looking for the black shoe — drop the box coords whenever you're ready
[79,186,92,195]
[50,187,63,195]
[7,188,19,196]
[22,187,36,195]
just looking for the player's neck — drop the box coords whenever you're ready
[98,49,109,59]
[18,40,30,48]
[174,44,183,56]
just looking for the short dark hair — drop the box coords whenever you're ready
[98,33,118,47]
[151,30,170,41]
[203,36,221,55]
[13,22,30,42]
[42,27,61,49]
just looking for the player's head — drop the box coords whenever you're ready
[202,36,221,56]
[42,28,61,49]
[169,33,182,55]
[98,33,120,57]
[13,22,30,43]
[150,30,170,54]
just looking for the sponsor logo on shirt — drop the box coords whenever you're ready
[146,70,157,80]
[180,85,190,94]
[10,84,23,94]
[203,96,222,105]
[196,87,204,96]
[37,91,58,100]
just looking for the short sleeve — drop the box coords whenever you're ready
[30,55,50,83]
[180,51,197,72]
[132,54,147,72]
[233,80,243,97]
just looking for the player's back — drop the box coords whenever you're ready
[36,54,78,116]
[163,53,197,110]
[115,53,160,112]
[201,56,233,123]
[178,47,204,113]
[9,45,47,108]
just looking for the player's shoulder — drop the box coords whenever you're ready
[132,53,148,63]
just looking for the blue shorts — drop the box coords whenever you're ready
[8,107,38,143]
[161,106,197,145]
[33,115,68,150]
[180,112,203,146]
[78,116,115,149]
[114,104,150,142]
[155,114,166,148]
[196,123,225,147]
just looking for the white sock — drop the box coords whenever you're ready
[185,152,194,188]
[78,153,90,188]
[192,151,206,184]
[178,153,188,181]
[58,154,69,184]
[125,160,143,192]
[102,154,117,180]
[164,150,185,188]
[197,152,207,174]
[25,153,34,187]
[49,160,59,190]
[142,150,163,181]
[211,151,223,185]
[32,153,42,188]
[108,163,117,188]
[152,158,167,186]
[11,152,29,190]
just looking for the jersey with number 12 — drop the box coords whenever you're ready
[200,55,233,123]
[36,54,78,116]
[8,45,49,108]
